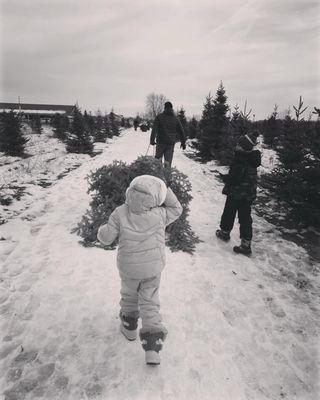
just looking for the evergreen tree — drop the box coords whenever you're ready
[83,111,95,136]
[230,103,250,137]
[125,118,132,128]
[52,113,69,141]
[103,114,112,138]
[177,107,189,138]
[233,100,254,138]
[66,107,93,154]
[93,112,107,142]
[229,104,241,137]
[33,114,43,134]
[0,111,28,156]
[231,104,241,124]
[263,104,280,148]
[278,113,305,169]
[310,109,320,159]
[197,92,215,158]
[261,98,320,228]
[199,92,215,130]
[83,110,89,125]
[212,82,229,131]
[77,156,200,253]
[198,82,230,163]
[109,109,120,137]
[188,116,199,139]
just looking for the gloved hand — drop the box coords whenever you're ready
[150,139,156,146]
[180,141,186,150]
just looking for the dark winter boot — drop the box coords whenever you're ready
[140,331,166,366]
[216,229,231,242]
[233,239,252,256]
[120,312,138,341]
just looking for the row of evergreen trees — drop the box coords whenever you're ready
[0,111,28,156]
[139,89,253,166]
[52,108,122,154]
[175,82,254,165]
[260,100,320,228]
[178,83,320,229]
[0,107,123,157]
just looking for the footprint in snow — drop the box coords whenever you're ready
[13,350,38,365]
[30,223,45,236]
[54,375,69,390]
[7,263,24,277]
[0,288,11,304]
[264,297,286,318]
[85,382,104,398]
[30,262,45,273]
[18,284,32,292]
[0,344,17,361]
[3,378,38,400]
[18,295,40,321]
[0,302,12,316]
[6,367,23,383]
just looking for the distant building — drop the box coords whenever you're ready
[0,102,76,122]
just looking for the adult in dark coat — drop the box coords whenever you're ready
[150,102,186,167]
[216,132,261,256]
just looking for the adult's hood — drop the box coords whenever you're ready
[125,175,167,214]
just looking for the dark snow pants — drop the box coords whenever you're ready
[220,196,253,240]
[155,142,175,167]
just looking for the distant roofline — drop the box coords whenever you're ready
[0,102,76,114]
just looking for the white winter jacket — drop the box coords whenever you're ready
[97,175,183,279]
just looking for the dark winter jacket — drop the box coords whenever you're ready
[222,149,261,202]
[150,110,186,145]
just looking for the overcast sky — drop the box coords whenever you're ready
[0,0,319,119]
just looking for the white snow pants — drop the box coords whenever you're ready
[119,274,167,334]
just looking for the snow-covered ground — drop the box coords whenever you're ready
[0,128,319,400]
[0,125,106,223]
[255,140,279,175]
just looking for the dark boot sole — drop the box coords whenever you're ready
[215,231,230,242]
[145,351,160,365]
[233,247,252,257]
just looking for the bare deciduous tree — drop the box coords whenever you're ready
[145,93,167,120]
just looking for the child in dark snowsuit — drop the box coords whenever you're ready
[216,133,261,255]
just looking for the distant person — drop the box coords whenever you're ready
[150,101,186,167]
[216,132,261,256]
[97,175,182,365]
[133,116,140,131]
[140,122,149,132]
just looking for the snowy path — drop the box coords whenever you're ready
[0,129,319,400]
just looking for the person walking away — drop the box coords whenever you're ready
[133,116,140,131]
[216,132,261,256]
[97,175,183,365]
[150,101,186,167]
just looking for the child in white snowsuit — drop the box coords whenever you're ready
[97,175,183,365]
